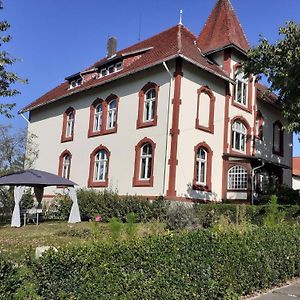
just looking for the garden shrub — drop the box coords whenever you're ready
[194,203,300,227]
[55,188,170,222]
[258,184,300,205]
[166,204,199,230]
[23,225,300,299]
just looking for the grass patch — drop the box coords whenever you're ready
[0,221,166,261]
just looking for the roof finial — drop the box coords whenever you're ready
[179,9,183,25]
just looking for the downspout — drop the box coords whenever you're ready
[162,61,173,196]
[251,159,265,205]
[20,113,30,125]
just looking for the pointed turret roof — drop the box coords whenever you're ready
[197,0,250,54]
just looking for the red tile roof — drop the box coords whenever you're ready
[197,0,250,54]
[20,25,232,113]
[256,82,281,108]
[293,157,300,176]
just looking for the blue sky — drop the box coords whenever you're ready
[1,0,300,154]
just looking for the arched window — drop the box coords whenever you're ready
[232,120,247,152]
[133,138,156,186]
[235,69,248,106]
[144,88,156,122]
[196,148,207,185]
[94,150,108,182]
[58,150,72,179]
[88,145,110,187]
[62,155,71,179]
[228,165,248,190]
[94,103,103,132]
[193,142,213,191]
[61,107,75,142]
[107,99,117,129]
[88,95,118,138]
[273,121,284,156]
[137,82,159,129]
[195,86,215,133]
[140,143,152,180]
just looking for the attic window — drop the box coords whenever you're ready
[69,78,82,89]
[98,62,123,78]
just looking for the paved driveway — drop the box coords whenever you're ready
[248,280,300,299]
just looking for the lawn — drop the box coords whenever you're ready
[0,220,166,261]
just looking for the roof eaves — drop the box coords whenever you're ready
[19,54,180,114]
[204,44,248,56]
[179,54,234,84]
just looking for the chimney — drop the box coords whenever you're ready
[107,36,117,57]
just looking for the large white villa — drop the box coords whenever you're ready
[21,0,292,203]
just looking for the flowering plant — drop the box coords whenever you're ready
[95,215,102,222]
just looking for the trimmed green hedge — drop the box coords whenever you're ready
[4,225,296,299]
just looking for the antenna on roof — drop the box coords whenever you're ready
[179,9,183,25]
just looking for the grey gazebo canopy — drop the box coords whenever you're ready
[0,169,81,227]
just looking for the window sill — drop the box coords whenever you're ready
[232,101,252,113]
[132,178,153,187]
[192,183,211,192]
[136,118,157,129]
[88,181,108,188]
[88,127,117,138]
[195,123,214,134]
[61,136,73,143]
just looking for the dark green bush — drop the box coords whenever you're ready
[25,225,300,299]
[55,189,169,222]
[166,204,199,230]
[258,184,300,205]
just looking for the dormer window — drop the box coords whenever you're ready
[100,69,107,77]
[108,65,114,74]
[98,62,123,78]
[115,62,122,71]
[69,77,82,89]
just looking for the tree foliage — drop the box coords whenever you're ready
[0,1,27,118]
[0,125,38,176]
[244,21,300,132]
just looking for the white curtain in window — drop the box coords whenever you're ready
[68,187,81,223]
[11,185,26,227]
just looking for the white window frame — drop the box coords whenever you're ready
[93,103,102,132]
[235,71,248,106]
[139,143,152,180]
[115,62,122,71]
[108,65,114,74]
[94,150,108,182]
[227,165,248,190]
[100,68,107,77]
[66,111,74,137]
[107,99,117,129]
[196,148,207,185]
[232,121,247,152]
[62,155,71,179]
[69,77,82,89]
[143,88,156,122]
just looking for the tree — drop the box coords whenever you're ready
[0,0,26,118]
[0,126,38,217]
[244,21,300,132]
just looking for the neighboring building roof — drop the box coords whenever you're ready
[256,82,281,108]
[292,157,300,176]
[20,25,232,113]
[197,0,250,54]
